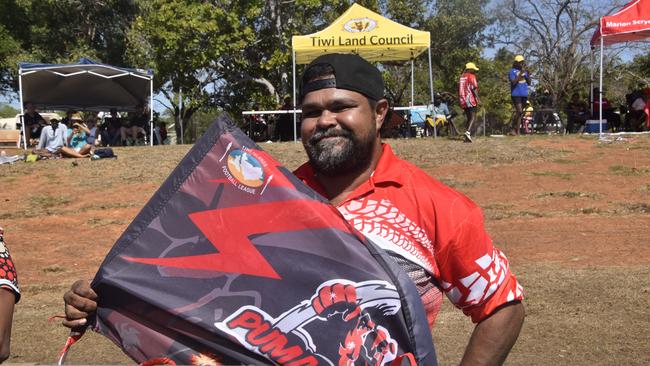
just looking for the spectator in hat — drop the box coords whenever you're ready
[35,117,68,157]
[459,62,480,142]
[509,55,531,135]
[61,114,92,158]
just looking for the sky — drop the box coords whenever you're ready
[1,0,645,113]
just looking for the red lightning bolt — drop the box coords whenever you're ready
[122,199,354,280]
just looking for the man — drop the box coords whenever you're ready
[22,102,46,146]
[509,55,531,135]
[101,108,123,146]
[566,93,589,133]
[121,105,148,145]
[64,53,524,365]
[35,118,67,156]
[459,62,480,142]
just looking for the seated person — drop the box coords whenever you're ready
[85,117,100,146]
[61,120,92,158]
[592,88,621,131]
[60,110,75,128]
[565,93,589,133]
[0,227,21,362]
[34,118,68,157]
[22,102,46,146]
[101,108,123,146]
[121,105,148,145]
[426,93,452,136]
[624,88,649,132]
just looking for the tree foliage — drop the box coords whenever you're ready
[0,0,138,95]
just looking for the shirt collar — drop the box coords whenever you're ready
[293,143,404,200]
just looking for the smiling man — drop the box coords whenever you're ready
[63,52,524,366]
[294,53,525,366]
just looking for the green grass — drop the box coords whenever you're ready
[608,165,650,176]
[552,158,582,164]
[616,203,650,214]
[437,177,478,189]
[535,191,599,199]
[28,194,70,208]
[41,264,66,273]
[531,171,574,180]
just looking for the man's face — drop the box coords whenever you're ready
[26,104,35,113]
[300,87,383,176]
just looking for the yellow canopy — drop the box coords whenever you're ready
[291,3,431,64]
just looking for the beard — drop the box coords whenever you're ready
[304,125,376,176]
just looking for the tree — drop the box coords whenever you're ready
[1,0,139,96]
[491,0,626,110]
[125,0,263,142]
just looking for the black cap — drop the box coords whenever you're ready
[300,53,384,101]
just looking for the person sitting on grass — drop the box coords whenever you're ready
[121,105,148,146]
[22,102,46,146]
[85,117,100,146]
[61,119,92,158]
[34,118,67,158]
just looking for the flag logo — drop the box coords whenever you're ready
[226,148,266,188]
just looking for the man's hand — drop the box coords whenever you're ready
[62,280,98,328]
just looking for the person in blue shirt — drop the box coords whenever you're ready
[61,116,92,158]
[509,55,531,135]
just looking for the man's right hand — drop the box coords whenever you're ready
[62,280,98,328]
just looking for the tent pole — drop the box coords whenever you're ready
[179,88,183,144]
[410,59,414,108]
[428,47,436,138]
[292,50,297,143]
[150,78,154,146]
[599,34,604,138]
[18,68,26,149]
[589,49,594,116]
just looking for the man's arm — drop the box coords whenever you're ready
[0,289,15,362]
[460,301,525,366]
[37,128,47,150]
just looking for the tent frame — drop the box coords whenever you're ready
[591,0,650,137]
[18,63,154,149]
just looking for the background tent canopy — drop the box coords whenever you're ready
[591,0,650,46]
[292,3,431,64]
[19,58,153,112]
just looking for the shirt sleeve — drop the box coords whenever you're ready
[436,205,523,323]
[0,231,19,303]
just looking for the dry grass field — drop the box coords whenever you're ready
[1,133,649,365]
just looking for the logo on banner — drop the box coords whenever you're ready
[220,145,273,195]
[344,17,377,32]
[216,279,402,366]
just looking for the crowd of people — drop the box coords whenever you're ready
[455,55,649,138]
[22,104,167,159]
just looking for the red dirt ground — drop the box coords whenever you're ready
[1,134,649,364]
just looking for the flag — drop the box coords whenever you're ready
[71,115,437,366]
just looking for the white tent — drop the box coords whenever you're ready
[18,58,154,148]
